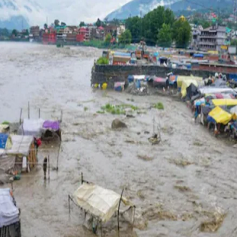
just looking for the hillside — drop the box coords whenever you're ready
[0,0,46,30]
[106,0,233,20]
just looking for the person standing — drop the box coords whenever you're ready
[43,158,47,180]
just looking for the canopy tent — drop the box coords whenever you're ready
[0,188,19,228]
[211,79,227,88]
[21,119,44,137]
[6,135,33,156]
[177,75,202,88]
[185,83,199,100]
[181,80,198,98]
[42,121,60,131]
[71,183,132,223]
[207,106,234,125]
[212,99,237,107]
[153,77,168,87]
[199,87,236,95]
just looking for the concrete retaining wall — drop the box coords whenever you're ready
[91,64,215,89]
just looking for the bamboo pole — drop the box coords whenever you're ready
[60,110,63,122]
[19,108,22,124]
[28,102,30,119]
[81,172,83,184]
[56,143,61,171]
[117,188,125,235]
[48,155,50,180]
[68,195,71,215]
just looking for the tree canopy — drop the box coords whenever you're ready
[173,18,191,48]
[157,23,172,47]
[231,39,237,46]
[105,33,112,44]
[125,6,175,45]
[54,19,60,26]
[79,22,85,27]
[119,29,132,45]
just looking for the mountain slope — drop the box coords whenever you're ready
[106,0,233,20]
[0,0,46,30]
[106,0,180,20]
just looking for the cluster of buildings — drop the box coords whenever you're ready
[27,23,125,44]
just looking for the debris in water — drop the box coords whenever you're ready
[137,154,154,161]
[148,134,161,145]
[174,185,191,192]
[111,119,127,129]
[170,158,194,167]
[200,209,226,232]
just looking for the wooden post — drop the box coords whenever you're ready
[60,110,63,122]
[100,221,103,237]
[117,188,125,234]
[81,172,83,184]
[28,102,30,119]
[48,155,50,180]
[39,108,41,118]
[19,108,22,124]
[56,143,61,171]
[68,195,71,215]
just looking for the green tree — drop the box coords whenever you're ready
[201,21,210,29]
[125,6,175,45]
[125,16,141,43]
[105,33,112,44]
[44,23,48,29]
[54,19,60,26]
[173,18,191,48]
[79,22,85,27]
[231,39,237,46]
[96,18,102,27]
[157,23,172,47]
[12,29,18,37]
[119,29,132,44]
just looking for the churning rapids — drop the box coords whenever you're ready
[1,43,237,237]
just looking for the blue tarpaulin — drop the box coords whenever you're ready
[128,75,134,83]
[229,74,237,82]
[193,54,204,58]
[0,133,8,149]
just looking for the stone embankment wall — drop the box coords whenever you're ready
[91,64,215,89]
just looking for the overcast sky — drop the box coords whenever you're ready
[36,0,132,24]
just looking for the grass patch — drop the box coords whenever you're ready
[153,102,164,110]
[96,110,105,114]
[84,107,88,111]
[101,103,139,115]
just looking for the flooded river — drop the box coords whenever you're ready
[1,43,237,237]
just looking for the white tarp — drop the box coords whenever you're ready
[0,188,19,227]
[199,87,236,95]
[6,135,33,156]
[72,183,131,223]
[21,119,44,137]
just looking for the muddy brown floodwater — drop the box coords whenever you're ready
[1,42,237,237]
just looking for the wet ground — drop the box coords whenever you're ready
[1,43,237,237]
